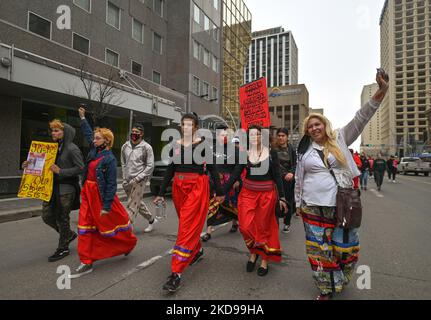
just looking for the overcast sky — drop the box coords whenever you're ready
[245,0,386,150]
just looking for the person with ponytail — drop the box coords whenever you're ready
[69,107,137,279]
[295,70,389,300]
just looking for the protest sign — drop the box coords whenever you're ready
[239,78,271,130]
[18,141,58,202]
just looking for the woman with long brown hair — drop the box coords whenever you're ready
[295,70,389,300]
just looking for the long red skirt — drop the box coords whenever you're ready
[77,180,137,265]
[171,173,210,274]
[237,182,282,263]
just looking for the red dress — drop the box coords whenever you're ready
[77,156,137,265]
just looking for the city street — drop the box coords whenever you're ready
[0,174,430,300]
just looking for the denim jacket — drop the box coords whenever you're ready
[81,119,117,212]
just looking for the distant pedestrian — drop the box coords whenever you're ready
[368,156,374,178]
[121,124,156,232]
[387,155,397,183]
[374,154,387,191]
[360,152,370,191]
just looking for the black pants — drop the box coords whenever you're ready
[281,179,295,226]
[388,169,397,181]
[42,193,76,250]
[374,171,385,188]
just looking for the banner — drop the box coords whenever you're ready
[239,77,271,130]
[18,141,58,202]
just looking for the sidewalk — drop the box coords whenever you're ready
[0,181,152,224]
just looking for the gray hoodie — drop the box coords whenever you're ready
[121,140,155,183]
[56,123,85,195]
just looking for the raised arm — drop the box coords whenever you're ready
[340,70,389,146]
[79,107,94,147]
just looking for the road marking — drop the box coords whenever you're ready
[370,189,384,198]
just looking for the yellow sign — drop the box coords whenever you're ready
[18,141,58,202]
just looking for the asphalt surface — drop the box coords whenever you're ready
[0,174,430,300]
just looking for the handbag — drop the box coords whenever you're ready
[316,150,362,229]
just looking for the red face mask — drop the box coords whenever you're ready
[131,133,141,142]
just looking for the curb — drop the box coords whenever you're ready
[0,193,153,224]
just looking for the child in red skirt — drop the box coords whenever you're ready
[69,107,137,279]
[154,113,225,293]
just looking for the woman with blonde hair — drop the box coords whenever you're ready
[295,70,389,300]
[69,107,137,279]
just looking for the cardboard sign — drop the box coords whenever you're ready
[239,78,271,130]
[18,141,58,202]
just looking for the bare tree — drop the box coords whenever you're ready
[78,58,126,126]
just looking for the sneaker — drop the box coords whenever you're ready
[48,248,70,262]
[393,180,396,183]
[163,273,181,293]
[190,248,204,266]
[144,218,158,233]
[68,263,93,279]
[282,225,291,234]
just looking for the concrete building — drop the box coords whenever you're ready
[380,0,431,157]
[245,27,298,88]
[221,0,252,130]
[268,84,309,146]
[360,83,382,157]
[310,108,324,115]
[0,0,223,194]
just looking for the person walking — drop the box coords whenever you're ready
[222,125,288,277]
[154,113,225,293]
[273,128,297,234]
[121,124,156,232]
[69,107,137,279]
[295,69,389,300]
[359,152,370,191]
[22,119,84,262]
[374,154,387,191]
[368,156,374,178]
[201,124,240,242]
[387,155,397,183]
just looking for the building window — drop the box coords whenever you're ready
[212,55,218,73]
[212,87,218,101]
[204,15,210,31]
[213,25,219,42]
[154,0,163,17]
[201,82,209,99]
[107,2,121,30]
[213,0,219,10]
[153,32,163,54]
[28,12,51,39]
[193,40,200,60]
[106,48,119,67]
[131,61,142,76]
[193,4,200,24]
[203,48,210,67]
[152,71,161,84]
[73,0,91,12]
[193,76,200,96]
[132,19,144,43]
[73,33,90,55]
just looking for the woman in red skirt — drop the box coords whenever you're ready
[69,107,137,279]
[223,125,288,276]
[154,113,225,293]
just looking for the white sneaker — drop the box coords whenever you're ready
[144,218,158,233]
[393,180,396,183]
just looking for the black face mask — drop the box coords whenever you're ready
[130,133,142,142]
[96,143,108,153]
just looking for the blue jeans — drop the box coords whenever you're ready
[360,171,369,188]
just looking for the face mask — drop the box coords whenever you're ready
[224,137,228,145]
[131,133,141,142]
[97,143,108,153]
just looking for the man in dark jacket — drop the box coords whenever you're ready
[373,153,387,192]
[24,120,84,262]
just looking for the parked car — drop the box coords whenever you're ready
[398,157,431,176]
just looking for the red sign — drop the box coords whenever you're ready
[239,78,271,130]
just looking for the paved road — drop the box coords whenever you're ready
[1,174,430,300]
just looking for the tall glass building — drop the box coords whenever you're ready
[221,0,252,129]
